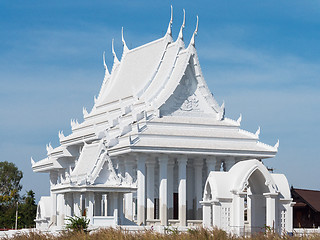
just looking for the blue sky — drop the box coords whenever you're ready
[0,1,319,201]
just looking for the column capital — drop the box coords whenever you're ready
[193,159,204,167]
[177,155,188,164]
[263,192,278,198]
[146,158,156,166]
[158,154,169,163]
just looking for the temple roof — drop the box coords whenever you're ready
[32,10,279,176]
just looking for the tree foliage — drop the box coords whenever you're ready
[0,161,23,204]
[0,161,36,229]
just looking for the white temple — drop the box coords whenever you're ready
[32,8,293,235]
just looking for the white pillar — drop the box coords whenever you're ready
[49,171,58,225]
[101,194,108,216]
[233,193,246,235]
[186,161,194,220]
[265,193,278,231]
[73,193,81,216]
[212,200,221,227]
[194,160,203,220]
[124,158,135,221]
[146,159,156,220]
[87,192,94,225]
[118,193,124,225]
[65,193,72,221]
[206,156,220,175]
[137,155,146,225]
[113,193,119,225]
[51,192,57,225]
[159,155,168,226]
[167,159,174,219]
[178,156,187,226]
[201,201,212,228]
[56,194,65,227]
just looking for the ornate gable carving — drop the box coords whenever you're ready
[160,64,213,117]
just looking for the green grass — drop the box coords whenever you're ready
[2,228,320,240]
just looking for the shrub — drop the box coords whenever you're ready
[65,215,90,232]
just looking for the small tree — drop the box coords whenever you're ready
[19,190,37,228]
[65,215,90,232]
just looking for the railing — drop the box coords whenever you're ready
[146,219,161,226]
[92,216,116,226]
[187,220,202,227]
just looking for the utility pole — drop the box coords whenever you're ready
[15,201,18,230]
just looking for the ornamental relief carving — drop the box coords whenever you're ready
[180,94,200,111]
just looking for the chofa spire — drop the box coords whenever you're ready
[178,9,186,40]
[166,5,173,36]
[121,27,129,54]
[103,51,110,77]
[189,15,199,46]
[112,38,120,65]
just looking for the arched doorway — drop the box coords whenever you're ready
[201,160,291,235]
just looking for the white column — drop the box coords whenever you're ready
[159,155,168,226]
[194,160,203,220]
[224,156,236,172]
[212,200,221,227]
[167,159,174,219]
[146,159,156,220]
[201,201,212,228]
[287,202,294,233]
[113,193,119,225]
[186,161,194,220]
[73,193,81,216]
[65,193,72,220]
[56,194,65,227]
[51,192,57,225]
[101,194,107,216]
[178,156,187,226]
[49,171,58,225]
[206,156,220,175]
[94,193,101,216]
[233,193,246,235]
[265,193,278,231]
[137,155,146,225]
[87,192,94,225]
[124,158,135,221]
[118,193,124,225]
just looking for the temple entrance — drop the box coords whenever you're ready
[245,169,269,234]
[201,160,292,235]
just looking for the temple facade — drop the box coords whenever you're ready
[32,8,293,234]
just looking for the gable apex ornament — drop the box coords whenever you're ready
[166,5,173,36]
[274,139,280,150]
[255,126,261,137]
[103,51,110,77]
[237,114,242,125]
[178,9,186,40]
[121,27,129,54]
[112,38,120,65]
[189,15,199,47]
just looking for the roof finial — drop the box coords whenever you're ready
[190,15,199,46]
[112,38,120,64]
[274,139,280,150]
[103,51,110,76]
[121,27,129,54]
[166,5,173,35]
[178,9,186,40]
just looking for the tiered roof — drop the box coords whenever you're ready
[32,9,279,186]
